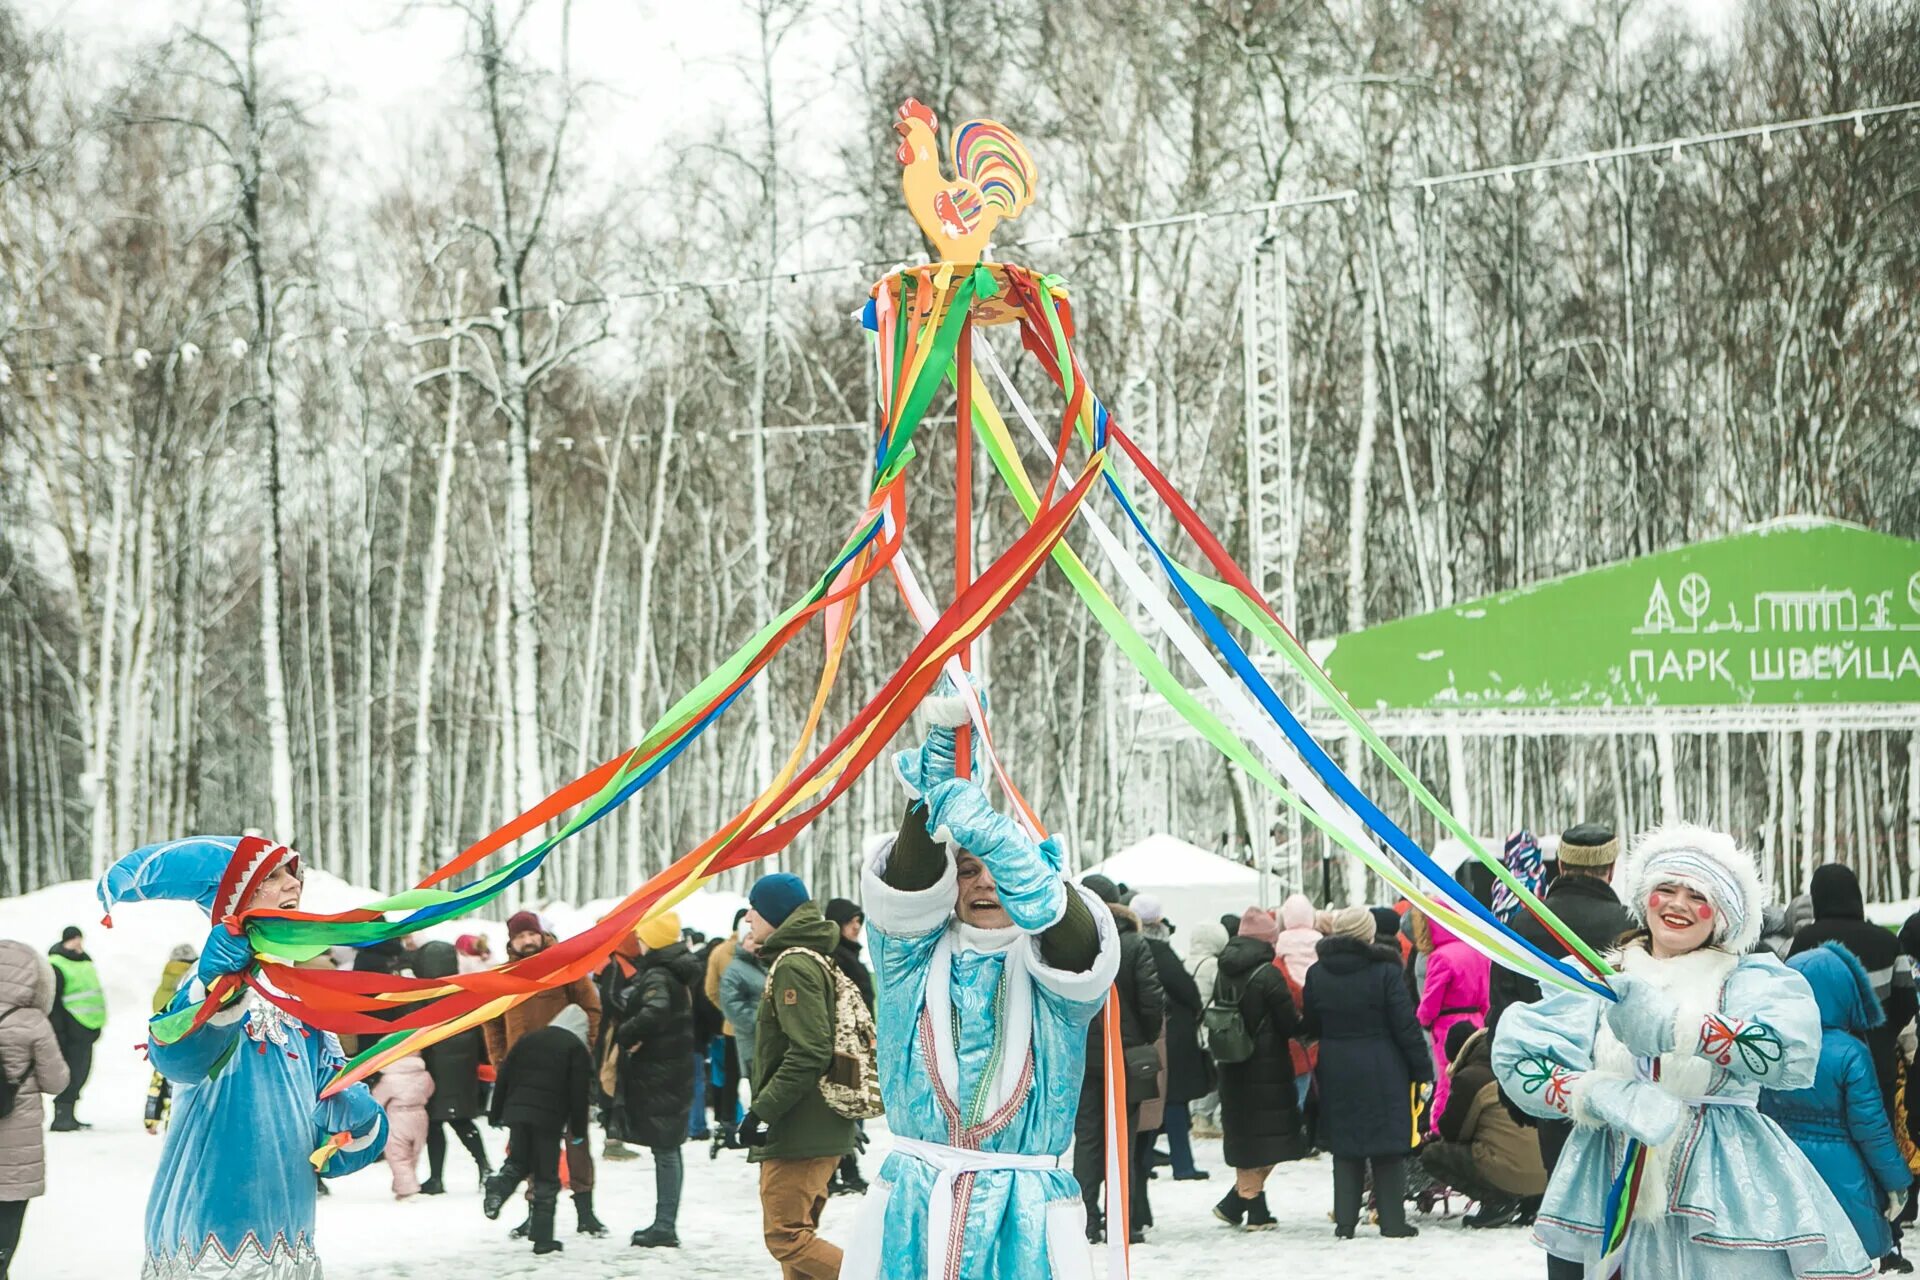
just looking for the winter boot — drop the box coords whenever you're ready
[418,1176,446,1196]
[476,1160,494,1192]
[507,1219,530,1239]
[1884,1253,1916,1275]
[573,1190,609,1237]
[630,1225,680,1248]
[1085,1208,1105,1244]
[1465,1197,1522,1229]
[602,1138,639,1162]
[1212,1191,1249,1227]
[49,1101,80,1133]
[481,1173,509,1221]
[834,1153,869,1195]
[1242,1192,1277,1231]
[529,1198,563,1255]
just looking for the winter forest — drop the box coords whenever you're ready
[1,0,1916,914]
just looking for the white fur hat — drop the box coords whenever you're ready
[1616,823,1765,955]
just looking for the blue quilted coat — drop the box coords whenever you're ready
[1761,943,1912,1261]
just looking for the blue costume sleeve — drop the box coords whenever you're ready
[148,977,248,1086]
[1491,987,1682,1145]
[920,778,1064,933]
[308,1036,389,1175]
[1491,986,1602,1123]
[1840,1043,1910,1195]
[892,677,977,800]
[1688,955,1821,1090]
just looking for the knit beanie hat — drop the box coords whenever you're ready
[749,873,810,929]
[637,911,682,951]
[1132,894,1165,926]
[1080,874,1122,905]
[1369,906,1402,943]
[823,898,865,929]
[1237,906,1280,945]
[506,910,543,937]
[1328,906,1376,943]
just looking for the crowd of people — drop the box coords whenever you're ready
[9,756,1920,1278]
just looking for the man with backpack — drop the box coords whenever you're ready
[839,692,1121,1280]
[739,872,860,1279]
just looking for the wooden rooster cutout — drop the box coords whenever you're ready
[893,99,1037,268]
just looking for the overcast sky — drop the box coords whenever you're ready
[19,0,1739,199]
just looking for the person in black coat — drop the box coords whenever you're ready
[411,941,491,1194]
[609,914,705,1248]
[1074,876,1166,1244]
[1136,898,1211,1182]
[1210,907,1305,1230]
[483,1004,593,1255]
[1302,907,1433,1240]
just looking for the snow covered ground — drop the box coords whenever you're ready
[2,876,1540,1277]
[25,1115,1542,1278]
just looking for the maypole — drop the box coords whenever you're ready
[123,90,1675,1274]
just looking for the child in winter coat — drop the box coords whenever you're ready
[371,1053,436,1199]
[1761,943,1912,1268]
[1417,916,1489,1125]
[483,1004,593,1255]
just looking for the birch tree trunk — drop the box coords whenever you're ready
[404,320,467,884]
[624,389,678,888]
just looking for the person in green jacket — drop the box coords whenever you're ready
[46,927,106,1132]
[738,873,854,1280]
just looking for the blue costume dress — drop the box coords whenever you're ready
[1493,942,1874,1279]
[98,837,389,1280]
[842,808,1120,1280]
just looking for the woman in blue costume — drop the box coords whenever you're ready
[98,836,389,1280]
[1492,824,1873,1278]
[840,691,1120,1280]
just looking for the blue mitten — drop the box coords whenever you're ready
[1577,1075,1686,1147]
[197,922,254,986]
[314,1085,384,1139]
[922,777,1064,931]
[892,674,983,799]
[1605,974,1680,1058]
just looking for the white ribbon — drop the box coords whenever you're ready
[891,1135,1061,1280]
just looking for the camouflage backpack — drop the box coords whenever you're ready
[766,948,885,1120]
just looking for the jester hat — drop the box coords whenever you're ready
[97,835,301,926]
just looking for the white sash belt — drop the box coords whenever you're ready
[892,1136,1060,1280]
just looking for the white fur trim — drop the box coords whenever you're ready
[1617,823,1766,955]
[920,693,971,729]
[1673,999,1715,1058]
[861,836,957,937]
[1026,883,1122,1005]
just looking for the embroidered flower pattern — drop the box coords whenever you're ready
[1513,1056,1577,1115]
[1699,1013,1783,1075]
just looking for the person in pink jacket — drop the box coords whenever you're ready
[1414,917,1488,1127]
[371,1053,436,1198]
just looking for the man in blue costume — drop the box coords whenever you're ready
[840,689,1121,1280]
[98,835,390,1280]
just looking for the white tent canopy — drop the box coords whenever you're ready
[1082,835,1263,956]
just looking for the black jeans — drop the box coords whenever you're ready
[1074,1091,1144,1232]
[1419,1139,1513,1206]
[496,1123,563,1209]
[0,1200,24,1280]
[1333,1155,1408,1232]
[53,1032,93,1110]
[428,1118,488,1182]
[650,1143,684,1233]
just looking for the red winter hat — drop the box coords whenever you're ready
[506,910,542,937]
